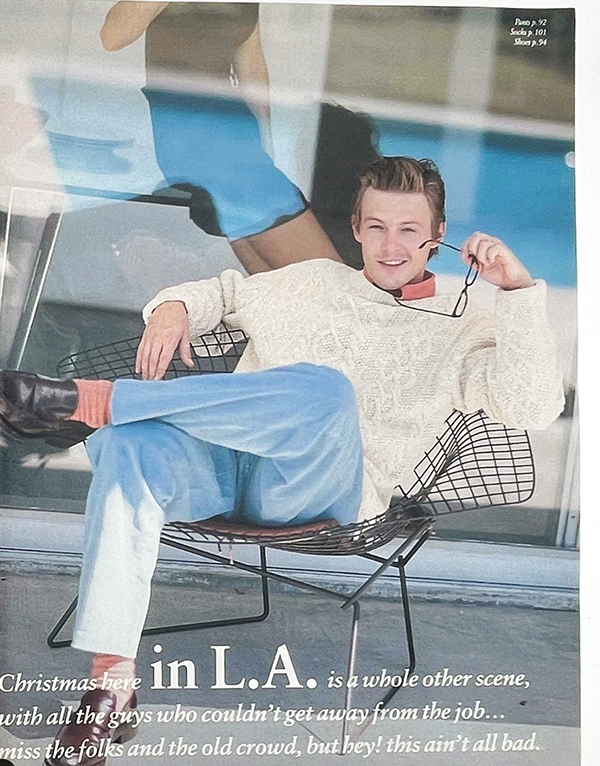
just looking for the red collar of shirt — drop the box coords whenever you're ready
[362,268,437,300]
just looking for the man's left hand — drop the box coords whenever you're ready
[460,232,535,291]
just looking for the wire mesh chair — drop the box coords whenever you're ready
[48,327,535,733]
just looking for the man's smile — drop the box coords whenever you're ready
[378,259,408,267]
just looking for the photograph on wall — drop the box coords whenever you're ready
[0,2,579,765]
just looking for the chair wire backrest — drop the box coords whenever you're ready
[396,410,535,516]
[57,325,248,379]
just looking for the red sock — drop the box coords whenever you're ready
[69,380,113,429]
[91,653,137,711]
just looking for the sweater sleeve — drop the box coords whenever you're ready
[450,281,565,430]
[141,269,247,341]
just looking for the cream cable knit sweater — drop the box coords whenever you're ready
[143,259,565,521]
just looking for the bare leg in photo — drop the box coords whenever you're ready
[241,209,342,272]
[229,238,271,274]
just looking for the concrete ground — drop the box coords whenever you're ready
[0,570,579,766]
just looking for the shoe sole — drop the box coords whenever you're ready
[0,412,93,449]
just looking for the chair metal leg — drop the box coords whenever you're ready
[343,520,431,609]
[46,547,271,648]
[399,564,416,673]
[345,557,418,749]
[341,602,361,745]
[140,546,271,637]
[377,562,417,708]
[47,595,78,648]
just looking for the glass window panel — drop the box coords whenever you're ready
[0,2,577,549]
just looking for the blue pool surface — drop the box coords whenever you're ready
[376,120,576,288]
[32,76,576,288]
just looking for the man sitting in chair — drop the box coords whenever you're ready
[0,157,564,765]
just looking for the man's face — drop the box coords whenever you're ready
[352,188,444,290]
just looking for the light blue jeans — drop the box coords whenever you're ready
[71,363,363,657]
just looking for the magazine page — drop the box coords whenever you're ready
[0,1,588,766]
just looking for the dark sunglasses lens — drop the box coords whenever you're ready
[465,263,478,286]
[453,290,469,317]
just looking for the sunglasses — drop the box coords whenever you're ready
[394,240,478,319]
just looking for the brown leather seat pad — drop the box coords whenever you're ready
[183,516,340,539]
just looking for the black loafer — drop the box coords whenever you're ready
[0,370,94,446]
[43,689,138,766]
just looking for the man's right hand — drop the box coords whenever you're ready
[136,301,194,380]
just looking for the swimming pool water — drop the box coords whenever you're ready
[376,120,576,288]
[32,73,576,288]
